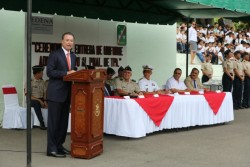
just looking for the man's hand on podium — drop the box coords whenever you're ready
[67,70,76,75]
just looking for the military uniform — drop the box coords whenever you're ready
[242,60,250,107]
[232,59,244,109]
[112,66,124,88]
[31,78,46,99]
[115,78,140,95]
[222,59,234,92]
[30,65,46,129]
[201,62,213,83]
[138,77,159,92]
[138,64,159,93]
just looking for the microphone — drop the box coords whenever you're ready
[72,52,81,70]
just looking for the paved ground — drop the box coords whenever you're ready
[0,109,249,167]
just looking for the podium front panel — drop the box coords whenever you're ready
[70,81,104,159]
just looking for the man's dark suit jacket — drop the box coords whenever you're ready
[47,48,76,102]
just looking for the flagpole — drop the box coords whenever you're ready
[26,0,32,166]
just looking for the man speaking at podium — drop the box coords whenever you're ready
[46,32,76,157]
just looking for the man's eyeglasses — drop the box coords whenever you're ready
[174,72,181,75]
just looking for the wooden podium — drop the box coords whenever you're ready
[63,69,106,159]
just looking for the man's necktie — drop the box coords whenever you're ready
[193,80,197,88]
[66,52,71,70]
[104,86,110,96]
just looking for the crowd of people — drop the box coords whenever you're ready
[176,19,250,65]
[105,52,250,111]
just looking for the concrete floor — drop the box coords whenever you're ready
[0,109,249,167]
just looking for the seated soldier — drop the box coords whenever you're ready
[114,66,143,96]
[138,65,166,94]
[184,68,205,91]
[113,66,124,81]
[25,65,47,130]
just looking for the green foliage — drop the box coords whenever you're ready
[234,22,249,31]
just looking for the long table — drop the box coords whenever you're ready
[104,92,234,138]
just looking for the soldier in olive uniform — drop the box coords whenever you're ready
[30,65,47,129]
[201,54,213,83]
[113,66,124,90]
[232,51,244,109]
[242,53,250,108]
[222,50,234,92]
[113,66,124,80]
[115,66,142,96]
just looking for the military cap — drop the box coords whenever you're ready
[107,67,115,75]
[142,65,154,70]
[124,65,132,71]
[118,66,124,72]
[32,65,44,74]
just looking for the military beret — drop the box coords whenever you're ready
[107,67,115,75]
[124,65,132,71]
[32,65,44,74]
[118,66,124,72]
[142,65,154,70]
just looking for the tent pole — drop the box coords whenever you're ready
[26,0,32,166]
[186,17,190,77]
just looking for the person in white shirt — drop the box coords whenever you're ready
[208,33,215,43]
[198,32,206,42]
[216,25,224,43]
[166,68,190,93]
[235,41,247,53]
[217,47,225,65]
[188,21,198,64]
[200,27,207,35]
[138,65,164,94]
[176,28,183,53]
[206,42,217,64]
[235,34,243,46]
[196,40,205,63]
[215,42,222,53]
[224,32,234,44]
[245,43,250,54]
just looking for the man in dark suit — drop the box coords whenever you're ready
[46,32,76,157]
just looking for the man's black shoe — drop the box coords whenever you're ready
[239,106,245,109]
[47,151,66,158]
[40,126,47,130]
[40,122,47,130]
[58,147,70,155]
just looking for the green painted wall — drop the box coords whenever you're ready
[0,10,25,126]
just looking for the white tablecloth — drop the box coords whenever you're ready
[104,92,234,138]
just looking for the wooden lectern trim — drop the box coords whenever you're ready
[63,69,106,82]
